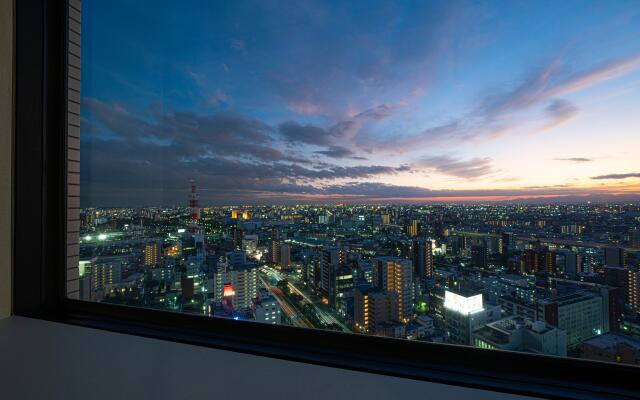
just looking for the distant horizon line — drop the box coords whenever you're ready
[78,200,640,209]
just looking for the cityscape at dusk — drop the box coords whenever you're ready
[75,0,640,366]
[78,201,640,364]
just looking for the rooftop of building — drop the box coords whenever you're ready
[473,316,556,346]
[582,332,640,350]
[497,294,536,307]
[538,290,599,306]
[368,290,396,300]
[376,320,405,329]
[227,262,259,272]
[406,321,428,331]
[416,314,434,323]
[473,325,511,345]
[446,288,481,298]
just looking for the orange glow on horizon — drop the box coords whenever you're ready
[365,194,575,202]
[267,183,640,203]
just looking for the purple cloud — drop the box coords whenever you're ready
[415,155,496,179]
[591,172,640,180]
[554,157,593,163]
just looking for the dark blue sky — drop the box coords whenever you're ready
[80,0,640,206]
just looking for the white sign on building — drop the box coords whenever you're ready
[444,291,484,315]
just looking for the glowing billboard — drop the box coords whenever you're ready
[223,283,235,297]
[444,290,484,315]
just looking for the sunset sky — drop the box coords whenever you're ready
[79,0,640,206]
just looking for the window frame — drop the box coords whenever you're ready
[12,1,640,399]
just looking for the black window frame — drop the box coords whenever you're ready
[11,1,640,399]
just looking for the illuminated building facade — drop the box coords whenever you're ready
[406,219,421,237]
[82,257,124,301]
[335,266,354,302]
[143,241,161,267]
[255,296,282,325]
[214,263,259,310]
[521,248,556,274]
[629,267,640,317]
[381,213,390,225]
[320,246,345,304]
[444,290,501,345]
[412,239,434,279]
[270,230,281,265]
[354,287,398,333]
[373,257,413,323]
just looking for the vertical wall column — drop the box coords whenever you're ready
[0,0,13,317]
[66,0,82,299]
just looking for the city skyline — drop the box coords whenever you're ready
[80,0,640,207]
[76,202,640,363]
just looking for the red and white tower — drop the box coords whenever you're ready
[188,179,201,222]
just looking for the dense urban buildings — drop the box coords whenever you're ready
[74,0,640,372]
[76,201,640,365]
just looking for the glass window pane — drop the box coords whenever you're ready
[70,0,640,366]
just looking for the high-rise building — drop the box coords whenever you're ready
[521,248,555,274]
[241,234,259,254]
[318,210,333,224]
[520,249,534,274]
[181,233,205,259]
[381,213,390,225]
[231,209,238,219]
[83,257,123,301]
[543,250,557,274]
[372,257,413,322]
[604,265,629,299]
[226,250,247,267]
[320,246,345,304]
[354,287,398,333]
[302,252,320,287]
[557,250,581,276]
[232,227,243,248]
[501,232,514,257]
[539,291,609,349]
[560,224,585,234]
[143,241,161,267]
[279,244,291,270]
[471,243,488,269]
[631,229,640,248]
[412,239,434,279]
[604,247,624,267]
[406,219,421,237]
[270,229,280,265]
[181,277,195,301]
[629,267,640,317]
[242,210,250,220]
[335,265,354,302]
[487,237,501,255]
[214,263,259,311]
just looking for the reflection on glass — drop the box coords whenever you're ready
[75,0,640,366]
